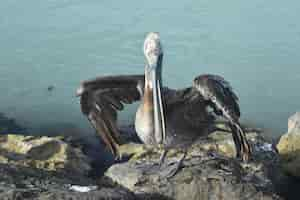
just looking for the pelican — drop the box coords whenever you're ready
[76,32,251,175]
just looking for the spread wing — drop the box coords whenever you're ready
[76,75,145,157]
[193,74,240,121]
[193,74,251,161]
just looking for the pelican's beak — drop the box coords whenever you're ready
[144,32,166,144]
[151,54,166,144]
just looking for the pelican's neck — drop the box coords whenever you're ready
[144,65,152,89]
[143,66,154,109]
[144,65,162,90]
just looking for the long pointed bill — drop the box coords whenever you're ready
[151,65,166,144]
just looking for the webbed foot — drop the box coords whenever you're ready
[158,151,187,179]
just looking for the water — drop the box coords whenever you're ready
[1,0,300,138]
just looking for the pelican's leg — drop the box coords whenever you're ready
[158,149,168,167]
[159,150,187,179]
[133,148,169,175]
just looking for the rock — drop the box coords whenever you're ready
[0,163,135,200]
[277,112,300,178]
[0,113,26,134]
[287,112,300,132]
[0,134,91,176]
[191,130,259,158]
[0,127,288,199]
[0,134,135,200]
[106,129,282,200]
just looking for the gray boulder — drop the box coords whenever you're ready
[106,128,282,200]
[277,112,300,178]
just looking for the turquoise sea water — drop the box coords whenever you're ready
[0,0,300,138]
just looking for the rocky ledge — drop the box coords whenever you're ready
[105,125,283,200]
[0,134,135,200]
[3,117,300,199]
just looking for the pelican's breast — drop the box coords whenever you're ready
[135,87,156,145]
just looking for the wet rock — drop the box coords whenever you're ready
[0,113,26,134]
[277,112,300,178]
[106,128,282,200]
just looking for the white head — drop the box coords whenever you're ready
[143,32,163,69]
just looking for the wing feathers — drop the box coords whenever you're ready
[77,75,144,157]
[193,74,240,119]
[193,74,251,161]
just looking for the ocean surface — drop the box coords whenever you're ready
[1,0,300,138]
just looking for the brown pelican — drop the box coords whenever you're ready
[76,32,251,175]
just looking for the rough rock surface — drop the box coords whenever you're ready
[106,128,282,200]
[0,134,91,176]
[0,134,135,200]
[0,125,289,200]
[0,163,135,200]
[277,112,300,178]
